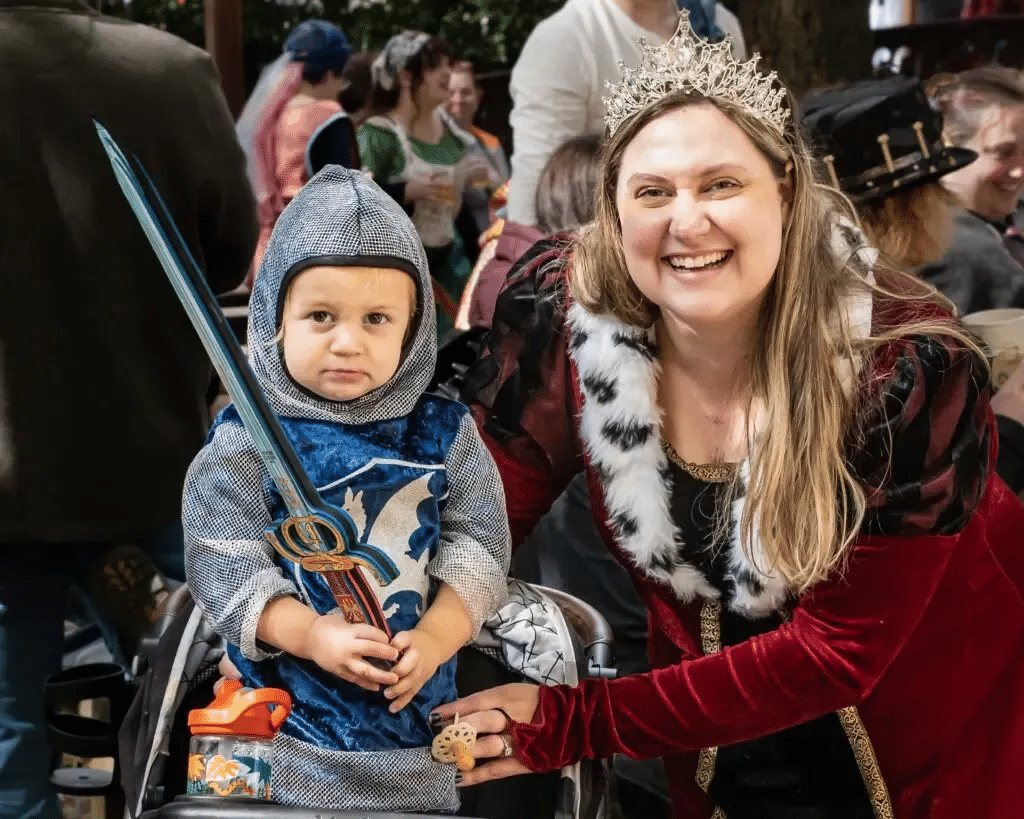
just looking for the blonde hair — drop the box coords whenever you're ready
[572,91,978,592]
[858,182,957,268]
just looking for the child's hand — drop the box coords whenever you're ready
[384,629,444,713]
[305,614,400,693]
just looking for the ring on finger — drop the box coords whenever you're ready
[498,733,514,758]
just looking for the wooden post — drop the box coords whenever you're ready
[905,0,918,24]
[204,0,245,118]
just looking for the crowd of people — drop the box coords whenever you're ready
[3,0,1024,818]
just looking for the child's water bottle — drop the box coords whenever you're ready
[186,679,291,800]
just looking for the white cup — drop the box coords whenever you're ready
[962,308,1024,390]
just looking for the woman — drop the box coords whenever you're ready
[236,19,358,279]
[436,13,1024,818]
[358,31,489,337]
[447,60,511,233]
[918,66,1024,313]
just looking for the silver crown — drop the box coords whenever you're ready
[603,11,789,136]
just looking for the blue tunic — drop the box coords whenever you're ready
[217,395,467,752]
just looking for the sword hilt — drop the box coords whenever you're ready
[264,508,400,586]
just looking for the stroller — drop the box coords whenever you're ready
[118,579,616,819]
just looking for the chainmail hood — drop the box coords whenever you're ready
[248,166,435,425]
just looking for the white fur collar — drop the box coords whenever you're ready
[567,259,874,618]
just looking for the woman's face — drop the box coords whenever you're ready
[447,70,479,127]
[942,104,1024,221]
[415,57,452,110]
[615,103,790,330]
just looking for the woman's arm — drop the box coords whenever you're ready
[356,123,412,214]
[442,333,993,773]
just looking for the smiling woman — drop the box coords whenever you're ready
[919,67,1024,313]
[436,10,1024,819]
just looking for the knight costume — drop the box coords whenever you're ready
[182,167,510,813]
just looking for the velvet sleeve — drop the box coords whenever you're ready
[460,238,584,547]
[509,333,993,770]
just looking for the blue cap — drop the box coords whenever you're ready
[284,19,353,74]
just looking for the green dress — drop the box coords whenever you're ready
[358,116,474,338]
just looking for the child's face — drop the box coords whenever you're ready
[280,265,416,402]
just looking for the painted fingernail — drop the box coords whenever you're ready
[429,712,443,729]
[454,774,463,785]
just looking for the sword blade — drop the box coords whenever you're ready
[94,121,398,635]
[94,120,318,522]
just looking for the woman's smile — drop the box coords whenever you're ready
[663,250,734,273]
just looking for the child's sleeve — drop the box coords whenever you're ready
[429,411,512,635]
[182,420,298,660]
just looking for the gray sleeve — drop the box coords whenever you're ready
[182,421,298,660]
[429,411,512,635]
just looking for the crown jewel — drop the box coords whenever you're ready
[603,11,789,136]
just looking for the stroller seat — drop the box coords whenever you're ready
[121,582,614,819]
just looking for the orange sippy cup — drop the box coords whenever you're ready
[186,679,291,800]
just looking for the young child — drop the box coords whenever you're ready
[182,166,511,812]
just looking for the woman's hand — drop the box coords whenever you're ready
[464,156,496,189]
[304,614,400,692]
[431,683,541,786]
[384,628,444,712]
[405,176,455,204]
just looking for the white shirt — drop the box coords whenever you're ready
[507,0,746,226]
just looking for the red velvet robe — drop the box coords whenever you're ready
[464,240,1024,818]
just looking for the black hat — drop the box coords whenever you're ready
[801,75,976,203]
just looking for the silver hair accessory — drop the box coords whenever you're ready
[603,11,789,136]
[371,30,432,92]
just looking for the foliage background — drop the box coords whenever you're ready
[104,0,564,90]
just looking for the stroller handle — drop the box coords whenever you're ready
[531,585,618,680]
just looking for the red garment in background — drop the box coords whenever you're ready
[248,96,343,285]
[456,219,545,330]
[962,0,1024,16]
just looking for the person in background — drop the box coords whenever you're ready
[0,1,257,816]
[801,75,977,269]
[802,75,1024,494]
[447,60,511,233]
[918,66,1024,313]
[339,50,378,129]
[506,0,745,227]
[359,31,490,338]
[236,19,358,279]
[457,133,603,331]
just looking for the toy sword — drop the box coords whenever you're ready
[94,121,398,637]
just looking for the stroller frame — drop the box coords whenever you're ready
[122,583,615,819]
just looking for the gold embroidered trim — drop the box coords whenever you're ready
[838,706,895,819]
[695,601,722,799]
[661,440,739,483]
[693,604,889,819]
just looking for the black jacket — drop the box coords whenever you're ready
[918,205,1024,315]
[0,0,257,541]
